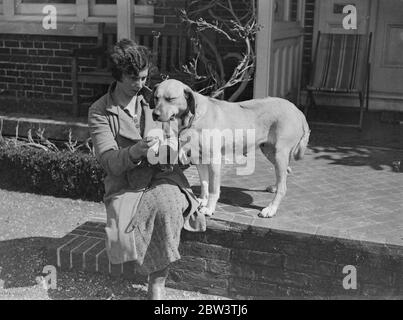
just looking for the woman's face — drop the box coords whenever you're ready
[119,68,149,96]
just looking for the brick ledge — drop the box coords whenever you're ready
[45,218,403,299]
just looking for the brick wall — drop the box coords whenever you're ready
[49,219,403,298]
[175,220,402,298]
[0,34,99,111]
[0,1,187,115]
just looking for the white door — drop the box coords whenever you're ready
[371,0,403,100]
[254,0,305,104]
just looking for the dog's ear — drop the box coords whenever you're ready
[181,86,197,130]
[183,86,196,115]
[149,83,159,109]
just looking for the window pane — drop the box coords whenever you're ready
[290,0,298,21]
[274,0,285,21]
[95,0,116,4]
[21,0,76,3]
[94,1,152,3]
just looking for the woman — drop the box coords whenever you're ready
[88,39,206,300]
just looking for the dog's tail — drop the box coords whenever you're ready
[292,115,311,161]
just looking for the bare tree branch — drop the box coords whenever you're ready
[181,0,260,100]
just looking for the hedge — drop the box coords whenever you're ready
[0,142,105,202]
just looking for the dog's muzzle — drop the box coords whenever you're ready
[152,112,176,122]
[152,112,159,121]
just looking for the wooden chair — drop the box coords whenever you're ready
[71,23,190,116]
[304,32,373,129]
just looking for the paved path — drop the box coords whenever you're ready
[83,143,403,247]
[184,145,403,247]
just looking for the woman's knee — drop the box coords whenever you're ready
[148,184,186,217]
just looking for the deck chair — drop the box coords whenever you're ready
[305,32,372,129]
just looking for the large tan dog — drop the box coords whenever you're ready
[150,79,310,218]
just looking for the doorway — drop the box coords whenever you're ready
[254,0,305,104]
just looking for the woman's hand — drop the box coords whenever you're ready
[129,136,159,160]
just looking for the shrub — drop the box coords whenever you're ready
[0,142,105,202]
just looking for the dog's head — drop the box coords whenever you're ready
[150,79,196,128]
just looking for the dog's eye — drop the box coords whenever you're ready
[166,97,176,102]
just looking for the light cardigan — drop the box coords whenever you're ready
[88,82,206,264]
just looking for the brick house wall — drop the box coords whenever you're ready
[0,0,316,115]
[0,0,188,115]
[0,35,98,106]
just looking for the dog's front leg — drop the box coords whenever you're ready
[199,163,221,217]
[196,164,209,207]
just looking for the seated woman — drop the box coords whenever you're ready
[88,39,206,300]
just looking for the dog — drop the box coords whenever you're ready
[150,79,310,218]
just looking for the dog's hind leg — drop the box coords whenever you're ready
[196,164,209,207]
[259,148,290,218]
[260,143,292,194]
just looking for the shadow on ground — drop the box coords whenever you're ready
[192,185,267,211]
[308,110,403,150]
[309,145,402,172]
[0,237,148,300]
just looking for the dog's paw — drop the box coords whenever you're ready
[200,206,214,217]
[259,204,278,218]
[197,197,208,207]
[266,185,277,193]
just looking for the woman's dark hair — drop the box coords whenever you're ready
[109,38,152,81]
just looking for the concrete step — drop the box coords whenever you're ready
[45,218,403,299]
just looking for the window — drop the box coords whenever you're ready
[95,0,115,3]
[21,0,75,3]
[94,1,153,4]
[290,0,299,21]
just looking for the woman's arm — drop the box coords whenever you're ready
[88,105,142,177]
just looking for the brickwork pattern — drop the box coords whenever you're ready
[0,34,99,104]
[47,218,403,298]
[0,1,187,109]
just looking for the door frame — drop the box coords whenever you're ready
[254,0,275,98]
[254,0,306,100]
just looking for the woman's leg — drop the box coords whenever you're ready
[134,182,188,299]
[147,265,169,300]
